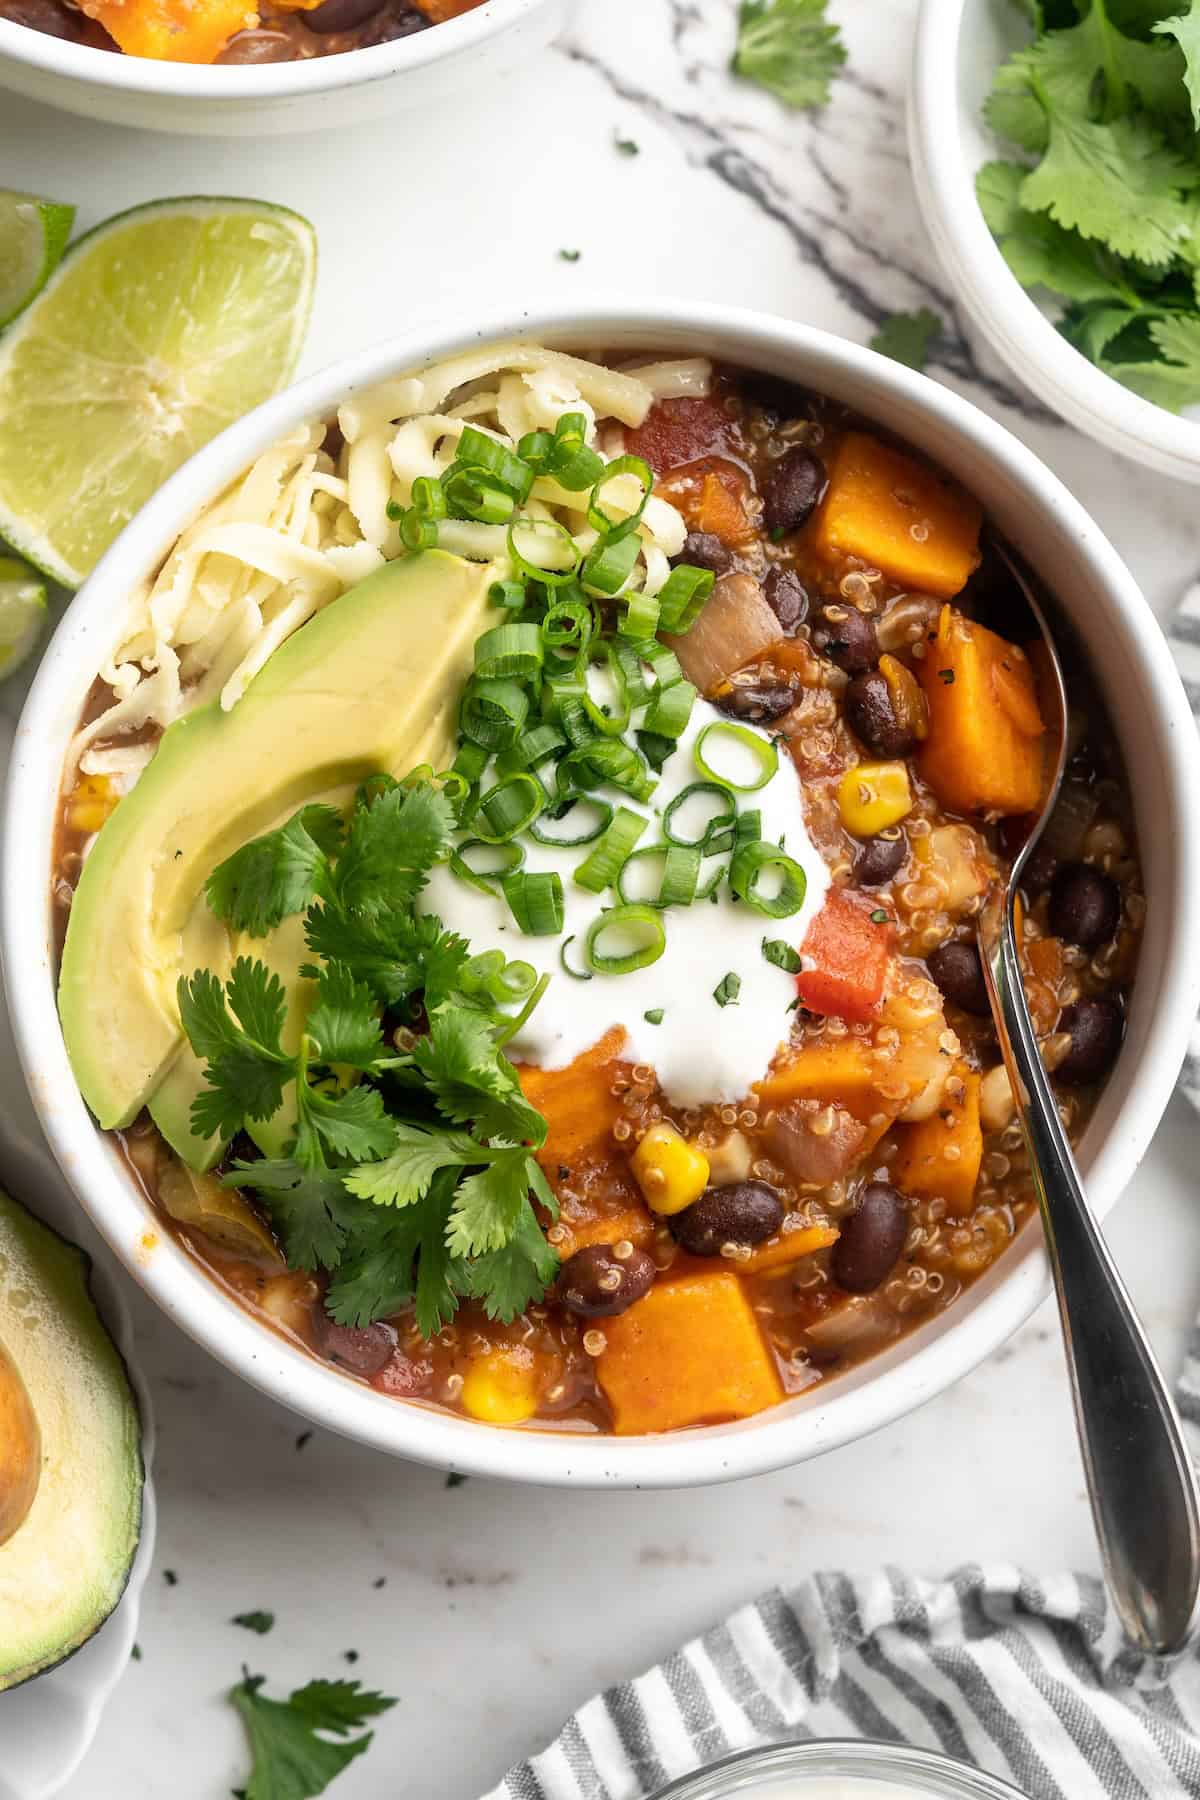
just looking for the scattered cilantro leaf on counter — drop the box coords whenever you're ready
[732,0,846,111]
[445,1472,467,1489]
[614,132,640,155]
[233,1612,276,1636]
[868,307,943,371]
[977,0,1200,412]
[231,1669,396,1800]
[558,248,581,263]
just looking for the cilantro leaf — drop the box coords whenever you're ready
[1103,310,1200,405]
[206,806,343,937]
[331,783,454,919]
[228,1160,350,1271]
[305,964,385,1069]
[458,1200,560,1324]
[300,1083,395,1163]
[233,1612,275,1635]
[732,0,846,111]
[1020,110,1195,266]
[446,1147,538,1257]
[1156,2,1200,125]
[327,1173,462,1335]
[413,1005,548,1148]
[179,963,291,1140]
[230,1670,396,1800]
[343,1121,482,1209]
[976,159,1134,303]
[868,307,942,371]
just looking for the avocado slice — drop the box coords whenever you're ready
[0,1190,142,1692]
[60,549,496,1138]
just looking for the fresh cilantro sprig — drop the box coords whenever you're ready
[231,1668,396,1800]
[977,0,1200,413]
[179,776,558,1339]
[732,0,846,112]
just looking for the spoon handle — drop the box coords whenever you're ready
[981,898,1200,1656]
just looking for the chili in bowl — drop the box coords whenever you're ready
[6,302,1196,1487]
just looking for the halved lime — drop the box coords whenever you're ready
[0,191,75,330]
[0,556,47,681]
[0,197,317,589]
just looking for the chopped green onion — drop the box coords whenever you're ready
[587,454,653,544]
[496,723,566,778]
[472,772,545,843]
[489,578,527,611]
[619,587,661,641]
[637,729,677,773]
[561,738,657,804]
[613,640,652,709]
[575,805,648,893]
[546,412,606,491]
[713,971,741,1007]
[586,903,667,974]
[657,564,715,634]
[508,516,580,587]
[517,428,555,471]
[551,686,595,750]
[581,530,640,597]
[399,510,438,551]
[617,843,700,908]
[642,675,696,741]
[695,721,779,792]
[730,839,808,919]
[450,838,525,896]
[460,677,530,750]
[473,621,544,681]
[444,467,517,525]
[644,1007,664,1025]
[494,970,552,1048]
[541,596,594,661]
[452,739,488,784]
[762,937,802,973]
[461,949,538,1002]
[455,425,535,503]
[662,781,736,848]
[559,934,593,981]
[530,794,613,847]
[644,641,683,690]
[503,870,564,935]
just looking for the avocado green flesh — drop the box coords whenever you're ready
[0,1190,142,1692]
[59,550,497,1143]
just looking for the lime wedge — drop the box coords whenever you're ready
[0,191,74,330]
[0,556,47,681]
[0,197,317,589]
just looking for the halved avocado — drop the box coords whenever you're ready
[59,549,497,1150]
[0,1190,143,1692]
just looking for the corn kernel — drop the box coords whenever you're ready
[65,773,117,835]
[460,1348,539,1424]
[837,760,913,838]
[630,1122,710,1215]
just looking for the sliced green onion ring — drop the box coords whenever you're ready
[489,577,527,611]
[616,843,701,909]
[455,425,535,503]
[473,621,544,681]
[587,454,653,543]
[662,781,737,848]
[729,839,808,919]
[642,675,696,742]
[461,949,538,1003]
[560,738,657,805]
[502,869,565,936]
[644,641,683,691]
[582,530,640,597]
[658,563,715,633]
[619,587,660,640]
[472,772,545,844]
[450,838,525,896]
[496,723,566,778]
[508,516,581,588]
[695,721,779,792]
[586,903,667,974]
[460,676,530,750]
[575,805,648,894]
[494,970,552,1048]
[530,794,613,847]
[559,934,593,981]
[444,467,517,525]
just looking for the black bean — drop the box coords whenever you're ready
[715,682,796,724]
[0,0,83,36]
[763,565,809,631]
[812,604,879,674]
[1049,863,1121,949]
[853,831,907,887]
[927,940,991,1017]
[669,1181,784,1257]
[350,2,430,42]
[673,530,732,576]
[217,26,299,57]
[832,1183,909,1293]
[1020,841,1059,895]
[1056,997,1124,1085]
[762,446,827,535]
[314,1312,398,1377]
[844,669,915,759]
[557,1244,655,1317]
[739,371,812,422]
[304,0,379,29]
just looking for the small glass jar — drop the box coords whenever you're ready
[652,1740,1029,1800]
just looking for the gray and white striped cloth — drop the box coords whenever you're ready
[485,596,1200,1800]
[485,1566,1200,1800]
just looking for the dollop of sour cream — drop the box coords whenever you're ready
[422,699,830,1109]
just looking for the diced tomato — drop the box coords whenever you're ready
[795,891,894,1023]
[625,395,739,476]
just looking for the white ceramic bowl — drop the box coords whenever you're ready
[909,0,1200,483]
[5,298,1198,1489]
[0,0,569,135]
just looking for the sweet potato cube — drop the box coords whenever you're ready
[516,1028,627,1171]
[740,1224,840,1276]
[596,1273,783,1434]
[85,0,259,61]
[917,607,1046,817]
[813,432,982,598]
[892,1064,983,1217]
[556,1203,655,1259]
[757,1039,883,1121]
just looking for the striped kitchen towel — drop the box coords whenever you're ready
[1166,585,1200,1455]
[484,1565,1200,1800]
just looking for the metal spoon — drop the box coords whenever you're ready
[976,539,1200,1657]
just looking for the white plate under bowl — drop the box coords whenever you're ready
[909,0,1200,483]
[0,873,156,1800]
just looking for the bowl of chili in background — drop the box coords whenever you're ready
[5,297,1197,1489]
[0,0,569,134]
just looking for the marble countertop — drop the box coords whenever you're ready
[2,2,1199,1794]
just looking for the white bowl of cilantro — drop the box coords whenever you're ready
[909,0,1200,482]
